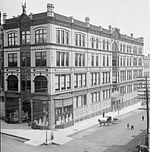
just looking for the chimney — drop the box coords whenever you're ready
[69,16,74,23]
[47,3,54,17]
[3,13,7,24]
[138,37,144,43]
[85,17,90,27]
[99,26,102,31]
[130,33,133,37]
[109,25,111,31]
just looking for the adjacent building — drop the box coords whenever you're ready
[0,12,5,119]
[3,4,144,129]
[144,54,150,77]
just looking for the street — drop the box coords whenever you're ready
[1,109,147,152]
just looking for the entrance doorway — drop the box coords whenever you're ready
[22,100,31,122]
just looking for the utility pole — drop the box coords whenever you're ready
[145,76,149,151]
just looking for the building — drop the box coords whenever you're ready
[0,12,5,119]
[3,3,144,129]
[144,54,150,77]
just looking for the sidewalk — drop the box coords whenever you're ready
[1,102,142,146]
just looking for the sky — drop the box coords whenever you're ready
[1,0,150,55]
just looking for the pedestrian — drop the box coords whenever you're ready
[103,112,105,118]
[131,125,134,130]
[127,123,129,129]
[142,116,144,121]
[50,130,54,140]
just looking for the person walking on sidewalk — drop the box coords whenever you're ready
[103,112,105,118]
[142,116,144,121]
[50,130,54,140]
[127,123,130,129]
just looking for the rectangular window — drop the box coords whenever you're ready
[82,54,85,66]
[66,31,69,45]
[82,35,85,47]
[75,34,78,46]
[91,54,94,66]
[103,55,105,66]
[61,30,65,44]
[79,34,82,46]
[21,30,30,44]
[78,74,82,87]
[79,54,82,66]
[8,33,17,46]
[35,51,46,67]
[66,52,69,66]
[35,29,46,44]
[61,75,65,90]
[96,39,99,49]
[66,75,71,89]
[96,55,98,66]
[55,75,60,90]
[8,53,17,67]
[75,53,85,67]
[56,52,60,66]
[21,52,30,67]
[61,53,65,66]
[107,56,109,66]
[75,53,78,66]
[56,30,60,43]
[74,74,78,88]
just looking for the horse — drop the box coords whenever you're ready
[98,116,112,127]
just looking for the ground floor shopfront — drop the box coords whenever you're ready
[4,92,140,129]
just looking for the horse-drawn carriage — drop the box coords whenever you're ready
[98,116,121,127]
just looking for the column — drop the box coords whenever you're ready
[48,99,55,129]
[18,98,22,123]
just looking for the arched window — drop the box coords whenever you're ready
[35,29,46,44]
[7,75,18,91]
[34,76,48,93]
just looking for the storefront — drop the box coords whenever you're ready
[22,99,31,122]
[31,95,49,129]
[54,94,74,129]
[5,96,20,123]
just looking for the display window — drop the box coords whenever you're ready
[32,100,49,129]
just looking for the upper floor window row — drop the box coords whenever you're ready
[75,33,85,47]
[8,32,17,46]
[56,29,69,45]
